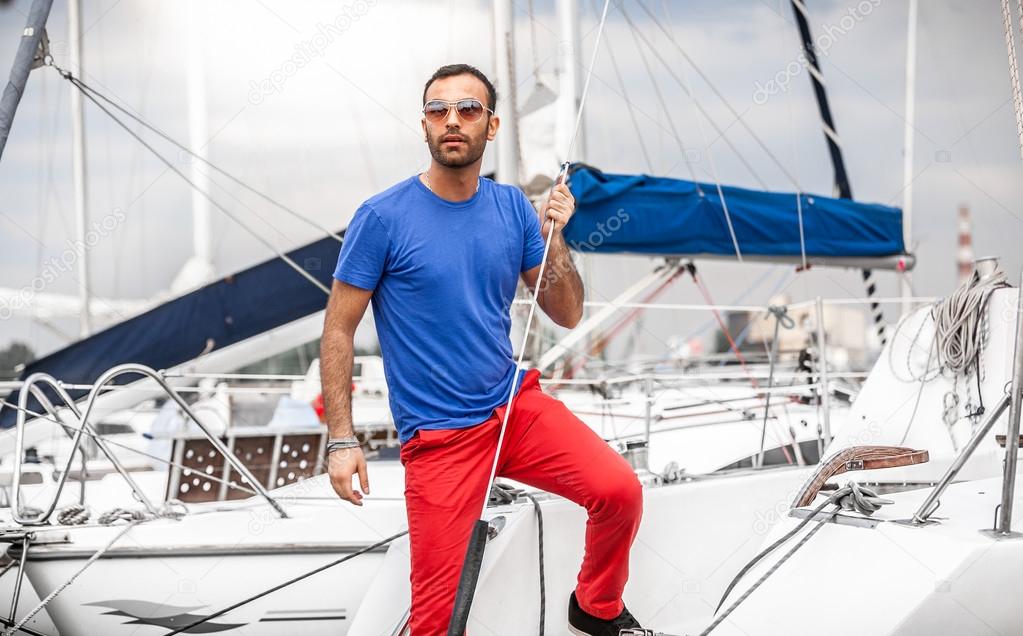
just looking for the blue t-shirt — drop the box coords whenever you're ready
[333,175,546,443]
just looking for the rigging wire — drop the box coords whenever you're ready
[526,0,543,85]
[655,1,743,262]
[620,5,768,190]
[590,0,652,172]
[770,0,810,271]
[49,65,330,295]
[635,0,801,190]
[620,6,700,187]
[57,70,344,244]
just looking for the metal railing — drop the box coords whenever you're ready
[996,272,1023,534]
[13,372,160,524]
[912,394,1011,524]
[13,363,288,524]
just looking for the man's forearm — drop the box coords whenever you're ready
[537,232,585,328]
[320,330,356,438]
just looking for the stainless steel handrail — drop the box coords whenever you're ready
[912,394,1011,524]
[23,375,160,517]
[997,276,1023,534]
[29,380,111,506]
[13,373,119,525]
[13,364,288,524]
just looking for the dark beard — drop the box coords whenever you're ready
[426,130,487,168]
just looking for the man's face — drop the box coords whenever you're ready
[421,74,499,169]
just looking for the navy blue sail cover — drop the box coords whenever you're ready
[2,232,342,428]
[563,165,905,258]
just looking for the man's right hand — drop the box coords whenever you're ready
[328,446,370,506]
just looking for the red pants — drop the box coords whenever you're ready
[400,368,643,635]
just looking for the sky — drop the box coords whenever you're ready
[0,0,1021,364]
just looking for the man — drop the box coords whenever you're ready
[320,63,644,636]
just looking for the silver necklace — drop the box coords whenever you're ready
[423,170,480,194]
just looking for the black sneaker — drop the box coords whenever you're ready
[568,591,645,636]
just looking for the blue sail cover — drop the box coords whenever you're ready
[2,232,342,428]
[563,165,905,258]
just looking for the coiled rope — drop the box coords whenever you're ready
[932,269,1007,374]
[888,270,1007,444]
[889,269,1007,382]
[55,504,89,526]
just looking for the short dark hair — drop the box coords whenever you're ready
[423,64,497,112]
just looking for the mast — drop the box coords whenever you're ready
[69,0,92,337]
[0,0,54,160]
[900,0,918,316]
[493,0,519,185]
[555,0,584,162]
[789,0,887,346]
[556,0,592,366]
[173,0,216,292]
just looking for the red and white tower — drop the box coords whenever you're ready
[957,204,974,285]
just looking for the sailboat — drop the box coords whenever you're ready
[0,1,986,635]
[0,113,919,636]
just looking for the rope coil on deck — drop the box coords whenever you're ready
[56,504,89,526]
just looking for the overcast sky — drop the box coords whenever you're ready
[0,0,1021,362]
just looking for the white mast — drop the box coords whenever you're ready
[493,0,519,185]
[899,0,918,316]
[173,0,215,293]
[555,0,584,162]
[556,0,593,363]
[68,0,91,336]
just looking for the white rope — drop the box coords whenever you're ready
[56,504,90,526]
[795,193,807,271]
[886,271,1006,385]
[932,270,1007,374]
[1003,0,1023,159]
[479,0,613,519]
